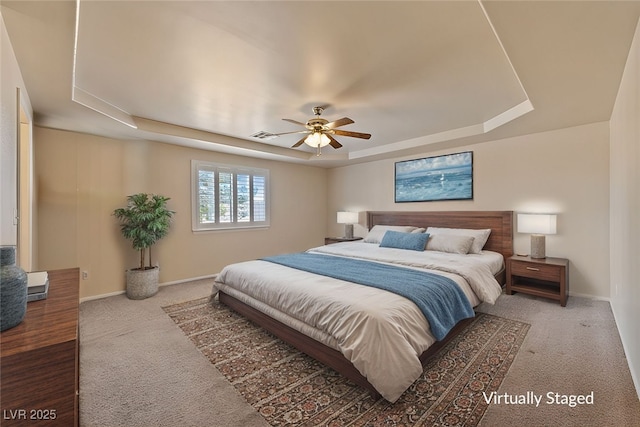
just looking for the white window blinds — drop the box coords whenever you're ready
[192,160,270,230]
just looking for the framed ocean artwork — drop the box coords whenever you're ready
[394,151,473,202]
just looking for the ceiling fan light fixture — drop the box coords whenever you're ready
[304,132,331,148]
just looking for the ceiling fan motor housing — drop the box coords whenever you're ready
[307,118,329,130]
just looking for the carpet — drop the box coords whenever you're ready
[163,296,529,427]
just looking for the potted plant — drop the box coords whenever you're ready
[113,193,174,299]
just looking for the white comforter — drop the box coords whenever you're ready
[213,242,503,402]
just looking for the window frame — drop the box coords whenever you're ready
[191,160,270,231]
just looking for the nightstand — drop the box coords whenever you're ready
[324,237,363,245]
[506,255,569,307]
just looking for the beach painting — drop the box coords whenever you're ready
[395,151,473,202]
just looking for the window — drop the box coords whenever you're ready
[192,160,269,231]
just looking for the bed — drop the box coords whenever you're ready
[213,210,513,402]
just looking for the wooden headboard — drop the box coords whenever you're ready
[366,211,513,260]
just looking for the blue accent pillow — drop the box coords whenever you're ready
[379,231,430,251]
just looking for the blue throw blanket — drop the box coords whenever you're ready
[261,253,474,340]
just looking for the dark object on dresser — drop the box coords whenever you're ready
[0,246,28,331]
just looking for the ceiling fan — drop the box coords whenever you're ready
[274,106,371,156]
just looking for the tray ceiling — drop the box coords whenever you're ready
[3,1,640,166]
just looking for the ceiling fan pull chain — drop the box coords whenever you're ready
[316,144,322,156]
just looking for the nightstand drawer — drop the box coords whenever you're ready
[510,261,561,282]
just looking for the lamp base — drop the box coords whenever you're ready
[530,234,546,259]
[343,224,354,239]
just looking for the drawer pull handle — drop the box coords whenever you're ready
[525,267,540,271]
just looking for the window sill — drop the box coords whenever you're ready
[192,225,270,233]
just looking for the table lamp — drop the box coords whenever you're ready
[337,212,358,239]
[517,213,557,259]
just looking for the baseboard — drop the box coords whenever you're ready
[79,273,219,304]
[610,302,640,400]
[159,273,218,287]
[80,290,125,303]
[567,291,610,302]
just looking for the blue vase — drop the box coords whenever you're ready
[0,246,28,331]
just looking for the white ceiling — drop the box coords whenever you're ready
[3,1,640,167]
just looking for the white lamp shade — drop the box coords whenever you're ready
[337,211,359,224]
[517,213,557,235]
[304,132,331,148]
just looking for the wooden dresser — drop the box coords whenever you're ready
[1,268,80,426]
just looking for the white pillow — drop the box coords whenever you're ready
[411,228,426,234]
[363,225,418,244]
[426,227,492,254]
[426,234,474,254]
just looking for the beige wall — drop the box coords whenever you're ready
[610,18,640,398]
[35,127,327,299]
[328,121,610,299]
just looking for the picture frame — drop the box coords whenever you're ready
[395,151,473,202]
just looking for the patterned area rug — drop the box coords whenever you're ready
[163,297,529,427]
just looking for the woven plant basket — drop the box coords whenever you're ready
[126,267,159,300]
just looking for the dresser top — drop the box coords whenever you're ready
[1,268,79,357]
[510,254,569,267]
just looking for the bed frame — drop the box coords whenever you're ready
[218,210,513,400]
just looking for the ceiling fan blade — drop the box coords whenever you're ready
[332,129,372,139]
[273,130,309,136]
[282,118,308,127]
[327,134,343,149]
[291,136,307,148]
[326,117,354,129]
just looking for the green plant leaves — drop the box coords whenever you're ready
[113,193,174,270]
